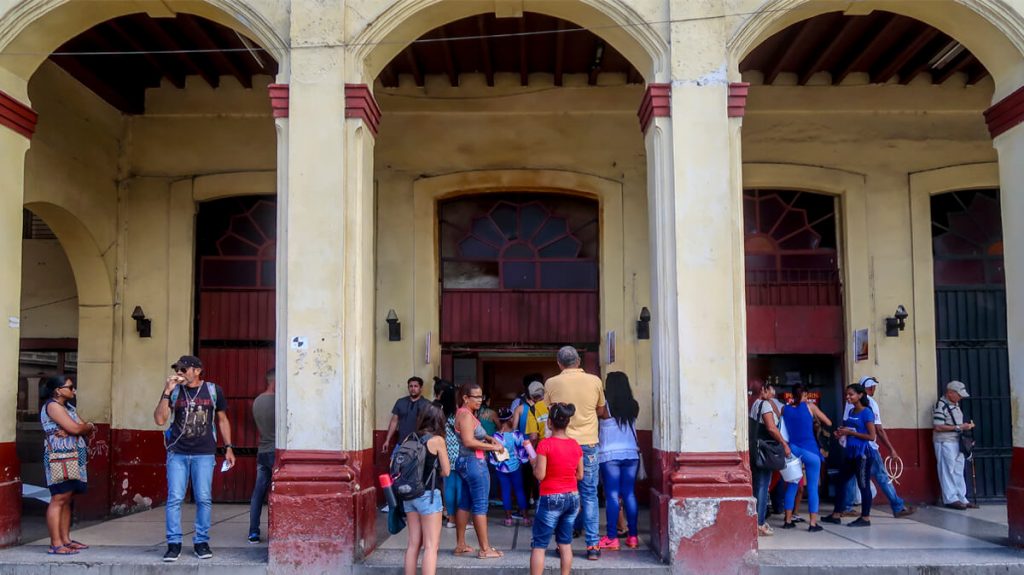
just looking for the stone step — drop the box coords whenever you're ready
[0,545,267,574]
[757,548,1024,575]
[354,548,672,575]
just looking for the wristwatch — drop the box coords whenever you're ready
[161,394,172,401]
[224,444,235,450]
[955,425,961,432]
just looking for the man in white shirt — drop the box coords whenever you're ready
[842,376,914,517]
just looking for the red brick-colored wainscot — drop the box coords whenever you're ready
[985,84,1024,138]
[638,83,670,133]
[345,84,381,136]
[0,442,21,547]
[1008,447,1024,547]
[269,449,376,574]
[650,450,756,574]
[76,424,112,520]
[884,428,940,505]
[268,84,288,118]
[0,90,37,139]
[110,429,168,514]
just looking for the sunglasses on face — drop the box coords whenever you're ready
[175,368,189,374]
[59,384,76,391]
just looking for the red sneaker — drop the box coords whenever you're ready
[598,536,620,551]
[625,535,639,549]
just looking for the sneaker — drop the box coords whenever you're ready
[380,504,390,513]
[194,542,213,559]
[757,523,774,537]
[598,536,620,551]
[780,521,796,529]
[248,532,260,544]
[944,502,968,510]
[586,546,601,561]
[445,521,456,528]
[807,524,823,533]
[791,514,806,523]
[511,512,525,520]
[894,507,915,518]
[820,515,842,525]
[625,535,639,549]
[163,544,182,562]
[847,518,871,527]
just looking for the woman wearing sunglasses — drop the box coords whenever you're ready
[40,375,96,555]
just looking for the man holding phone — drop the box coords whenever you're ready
[153,355,234,562]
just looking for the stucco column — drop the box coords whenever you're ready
[0,88,35,546]
[991,105,1024,547]
[644,9,754,573]
[268,6,378,570]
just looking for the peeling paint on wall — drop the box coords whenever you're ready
[667,497,757,553]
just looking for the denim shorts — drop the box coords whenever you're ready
[531,492,580,549]
[404,489,443,515]
[456,456,491,515]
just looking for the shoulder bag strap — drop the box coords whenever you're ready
[943,402,962,426]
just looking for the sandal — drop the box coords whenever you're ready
[47,545,77,555]
[66,540,89,550]
[503,517,513,527]
[453,546,475,556]
[478,547,504,559]
[521,517,532,527]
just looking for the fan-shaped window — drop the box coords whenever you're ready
[440,195,598,290]
[199,199,277,289]
[931,190,1003,286]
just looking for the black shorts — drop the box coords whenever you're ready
[48,480,88,496]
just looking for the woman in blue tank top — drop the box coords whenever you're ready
[780,384,832,531]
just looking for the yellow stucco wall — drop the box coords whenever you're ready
[20,239,77,338]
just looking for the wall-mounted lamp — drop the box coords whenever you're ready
[131,306,152,338]
[637,307,651,340]
[884,304,909,337]
[386,309,401,342]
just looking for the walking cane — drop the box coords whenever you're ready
[968,456,979,507]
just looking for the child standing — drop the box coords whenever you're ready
[490,408,531,526]
[529,403,583,575]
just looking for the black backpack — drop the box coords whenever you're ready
[390,433,437,502]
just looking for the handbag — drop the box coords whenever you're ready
[47,436,82,484]
[942,403,975,459]
[752,401,786,471]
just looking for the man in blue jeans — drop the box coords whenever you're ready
[842,376,914,518]
[544,346,607,560]
[154,355,234,562]
[248,368,275,542]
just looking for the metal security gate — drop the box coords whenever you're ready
[932,190,1009,499]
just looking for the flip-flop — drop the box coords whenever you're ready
[66,540,89,550]
[478,547,504,559]
[453,546,475,556]
[47,545,77,555]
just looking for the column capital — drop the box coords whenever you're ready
[344,84,381,136]
[727,82,750,118]
[268,84,289,118]
[984,84,1024,139]
[638,83,670,133]
[0,90,37,139]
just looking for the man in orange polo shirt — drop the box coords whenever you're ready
[544,346,606,560]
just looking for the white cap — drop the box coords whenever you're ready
[859,376,878,389]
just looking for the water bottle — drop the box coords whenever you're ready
[378,474,398,510]
[524,439,537,459]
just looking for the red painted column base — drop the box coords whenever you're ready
[269,449,376,574]
[1009,447,1024,547]
[650,449,756,575]
[0,442,21,547]
[110,429,168,514]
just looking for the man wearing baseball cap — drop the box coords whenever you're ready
[153,355,234,561]
[932,380,976,510]
[841,377,914,517]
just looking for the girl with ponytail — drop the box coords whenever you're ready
[528,403,582,575]
[822,383,877,527]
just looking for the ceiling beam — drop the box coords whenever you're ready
[436,25,459,87]
[870,25,938,84]
[966,65,990,85]
[477,16,494,87]
[832,14,903,85]
[933,51,975,84]
[178,14,249,88]
[554,19,565,86]
[106,21,187,89]
[519,18,529,86]
[763,20,812,85]
[51,56,140,113]
[138,15,219,88]
[404,45,424,87]
[898,36,950,85]
[797,17,862,85]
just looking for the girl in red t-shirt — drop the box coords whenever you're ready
[529,403,583,575]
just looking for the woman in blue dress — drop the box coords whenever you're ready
[822,383,877,527]
[780,384,832,531]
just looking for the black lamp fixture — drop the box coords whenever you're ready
[131,306,152,338]
[386,309,401,342]
[884,304,909,337]
[637,307,651,340]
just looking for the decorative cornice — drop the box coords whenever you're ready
[728,82,750,118]
[268,84,289,118]
[985,84,1024,138]
[0,89,37,139]
[344,84,382,136]
[637,83,670,133]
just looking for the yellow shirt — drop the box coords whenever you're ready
[544,368,605,445]
[524,400,550,439]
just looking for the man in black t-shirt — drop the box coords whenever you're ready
[382,376,427,456]
[153,355,234,562]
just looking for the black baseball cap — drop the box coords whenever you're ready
[171,355,203,370]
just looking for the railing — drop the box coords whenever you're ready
[745,268,841,306]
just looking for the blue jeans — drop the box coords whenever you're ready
[531,492,580,549]
[844,448,905,513]
[572,444,600,546]
[456,456,490,515]
[834,453,873,517]
[784,444,821,514]
[497,469,527,512]
[600,458,639,538]
[752,466,772,526]
[444,465,464,517]
[248,452,274,536]
[166,452,215,544]
[405,488,443,515]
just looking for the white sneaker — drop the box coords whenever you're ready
[380,505,389,513]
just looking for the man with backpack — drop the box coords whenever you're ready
[933,380,977,510]
[153,355,233,562]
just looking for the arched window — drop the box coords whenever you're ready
[931,189,1003,286]
[198,199,276,289]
